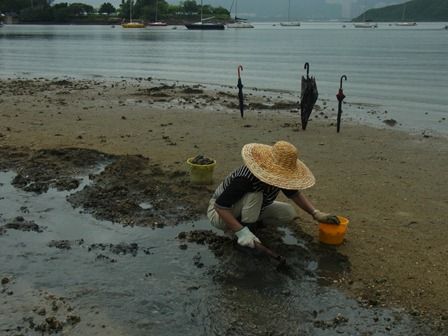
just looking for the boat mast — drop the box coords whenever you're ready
[235,0,238,20]
[130,0,133,22]
[200,0,203,23]
[155,0,158,21]
[287,0,290,22]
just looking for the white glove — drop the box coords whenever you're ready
[235,227,261,248]
[312,210,340,224]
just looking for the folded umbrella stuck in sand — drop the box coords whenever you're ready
[336,75,348,133]
[300,62,319,130]
[237,65,244,118]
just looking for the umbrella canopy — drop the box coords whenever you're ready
[336,75,347,133]
[237,65,244,118]
[300,62,318,130]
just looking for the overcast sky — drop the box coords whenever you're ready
[53,0,406,19]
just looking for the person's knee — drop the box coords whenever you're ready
[208,211,227,231]
[276,206,297,224]
[207,199,227,231]
[261,202,297,225]
[240,192,263,223]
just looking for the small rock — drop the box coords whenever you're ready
[36,307,46,316]
[383,119,397,127]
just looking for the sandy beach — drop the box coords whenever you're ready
[1,77,447,334]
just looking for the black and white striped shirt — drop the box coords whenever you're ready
[213,166,299,210]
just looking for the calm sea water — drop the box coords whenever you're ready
[1,22,447,134]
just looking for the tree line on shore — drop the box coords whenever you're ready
[0,0,230,24]
[353,0,448,22]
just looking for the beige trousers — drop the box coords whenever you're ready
[207,192,297,231]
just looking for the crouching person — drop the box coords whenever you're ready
[207,140,339,248]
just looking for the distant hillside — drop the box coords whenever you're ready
[353,0,448,22]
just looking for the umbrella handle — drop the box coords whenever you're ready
[304,62,309,78]
[339,75,347,89]
[238,65,243,79]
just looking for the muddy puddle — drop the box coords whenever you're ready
[0,163,434,335]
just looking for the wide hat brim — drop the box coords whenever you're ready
[242,143,315,190]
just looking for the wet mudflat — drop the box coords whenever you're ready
[0,148,438,335]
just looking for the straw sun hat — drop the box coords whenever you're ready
[242,140,315,190]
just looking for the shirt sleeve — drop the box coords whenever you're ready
[215,177,253,209]
[282,189,299,198]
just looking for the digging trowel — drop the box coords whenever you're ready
[254,241,287,268]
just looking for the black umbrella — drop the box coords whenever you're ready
[300,62,319,130]
[237,65,244,118]
[336,75,347,133]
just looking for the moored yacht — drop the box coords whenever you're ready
[280,0,300,27]
[185,20,225,30]
[121,0,145,28]
[395,4,416,27]
[226,0,254,28]
[227,20,253,28]
[148,0,167,27]
[280,21,300,27]
[185,0,225,30]
[122,22,145,28]
[353,22,378,28]
[395,22,417,26]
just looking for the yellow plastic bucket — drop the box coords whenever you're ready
[318,216,349,245]
[186,157,216,185]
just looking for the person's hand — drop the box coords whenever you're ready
[235,227,261,248]
[313,210,340,225]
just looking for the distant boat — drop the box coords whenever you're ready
[395,4,416,27]
[226,0,254,28]
[227,21,253,28]
[122,0,145,28]
[185,0,225,30]
[227,20,253,28]
[280,0,300,27]
[122,22,145,28]
[353,11,377,28]
[280,21,301,27]
[395,22,417,26]
[148,0,167,27]
[148,21,167,27]
[353,22,377,28]
[185,21,225,30]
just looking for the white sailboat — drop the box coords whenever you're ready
[395,22,417,26]
[353,12,377,28]
[185,0,225,30]
[395,3,416,26]
[226,0,254,28]
[280,0,300,27]
[353,22,378,28]
[148,0,167,26]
